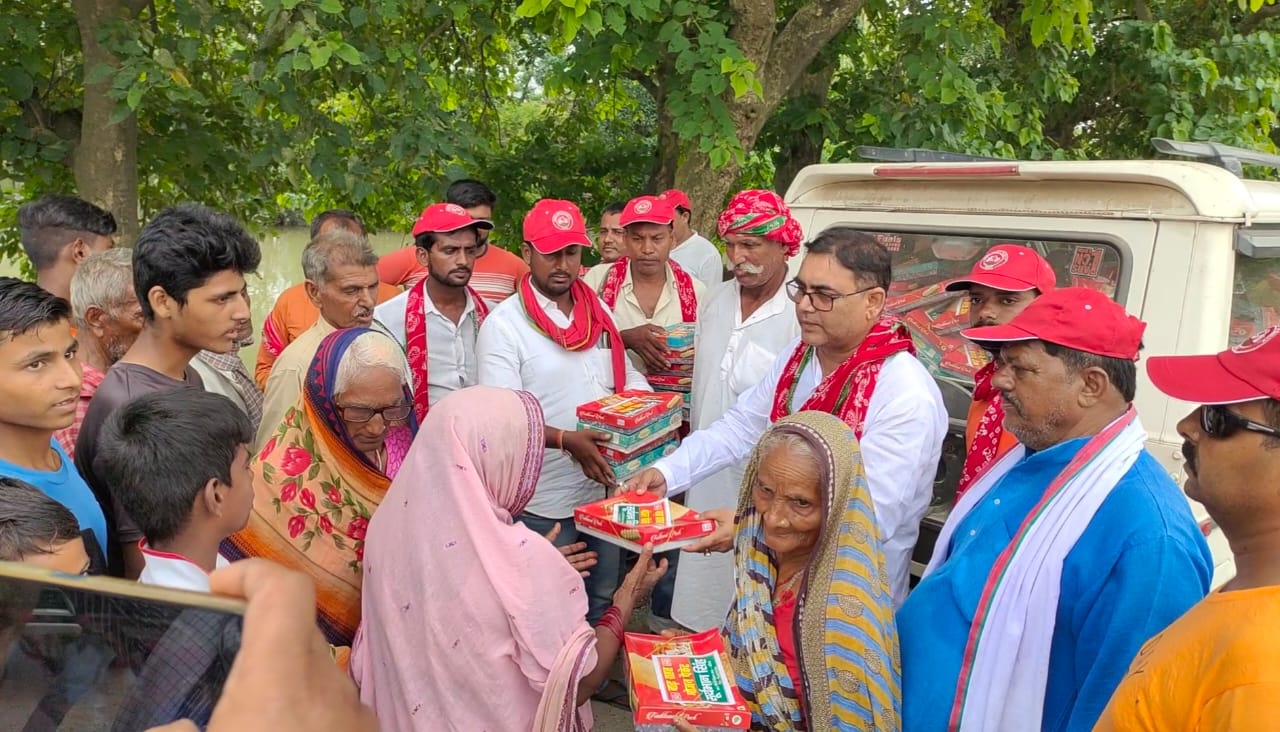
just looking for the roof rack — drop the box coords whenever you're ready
[854,146,1006,163]
[1151,138,1280,178]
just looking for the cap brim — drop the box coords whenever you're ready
[529,231,591,254]
[944,273,1039,293]
[960,322,1039,349]
[622,216,675,227]
[412,219,495,237]
[1147,354,1265,405]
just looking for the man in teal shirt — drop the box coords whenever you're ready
[898,287,1211,732]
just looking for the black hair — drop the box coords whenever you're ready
[132,204,262,320]
[602,202,626,216]
[1263,399,1280,449]
[17,195,117,270]
[96,389,253,545]
[445,179,497,209]
[0,277,72,342]
[804,227,892,290]
[0,477,82,561]
[309,209,365,240]
[1042,342,1139,402]
[414,231,438,250]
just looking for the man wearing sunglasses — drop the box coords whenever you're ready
[631,226,949,606]
[1094,326,1280,731]
[944,243,1057,502]
[375,203,493,423]
[898,287,1212,732]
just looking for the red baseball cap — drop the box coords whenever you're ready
[1147,326,1280,404]
[522,199,591,254]
[962,287,1146,360]
[659,189,691,211]
[412,203,493,238]
[620,195,675,227]
[945,244,1057,293]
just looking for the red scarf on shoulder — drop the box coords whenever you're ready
[955,362,1005,501]
[598,258,698,322]
[518,274,627,393]
[770,320,916,439]
[405,278,490,422]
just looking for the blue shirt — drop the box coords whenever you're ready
[0,440,109,569]
[897,437,1212,732]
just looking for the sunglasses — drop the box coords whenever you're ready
[1199,404,1280,440]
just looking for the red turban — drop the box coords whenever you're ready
[716,189,804,257]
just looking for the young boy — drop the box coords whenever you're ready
[0,476,91,574]
[94,388,255,592]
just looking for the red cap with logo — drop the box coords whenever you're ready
[522,199,591,254]
[1146,326,1280,404]
[945,244,1057,294]
[411,202,493,238]
[962,287,1146,360]
[659,189,691,211]
[620,195,676,227]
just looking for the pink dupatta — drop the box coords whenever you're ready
[349,386,596,732]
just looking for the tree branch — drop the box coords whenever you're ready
[763,0,866,108]
[1241,2,1280,35]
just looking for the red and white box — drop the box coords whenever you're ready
[574,493,717,553]
[577,391,683,432]
[625,629,750,731]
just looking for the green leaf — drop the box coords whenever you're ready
[154,48,176,69]
[349,6,368,27]
[317,0,343,14]
[334,43,363,65]
[281,0,303,8]
[126,84,145,110]
[310,44,333,68]
[84,63,116,86]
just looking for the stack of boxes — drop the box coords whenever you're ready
[576,390,684,482]
[646,323,696,427]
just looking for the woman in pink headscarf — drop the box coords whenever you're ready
[349,386,668,732]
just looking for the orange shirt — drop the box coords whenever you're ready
[1094,585,1280,732]
[254,281,401,388]
[964,395,1020,457]
[376,244,529,305]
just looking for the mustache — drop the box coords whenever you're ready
[734,263,765,275]
[1182,441,1197,473]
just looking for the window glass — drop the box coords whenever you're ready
[1231,253,1280,347]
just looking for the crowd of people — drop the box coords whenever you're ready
[0,180,1277,732]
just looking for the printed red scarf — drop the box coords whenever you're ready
[518,274,627,393]
[769,320,916,439]
[405,278,490,422]
[598,258,698,322]
[955,362,1005,502]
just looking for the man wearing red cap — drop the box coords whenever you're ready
[375,203,493,422]
[1095,326,1280,731]
[258,228,381,446]
[660,189,725,286]
[898,288,1212,732]
[476,198,650,625]
[632,226,948,606]
[944,244,1058,501]
[583,195,706,373]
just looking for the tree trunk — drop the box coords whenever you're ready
[772,60,837,195]
[72,0,141,244]
[648,101,680,194]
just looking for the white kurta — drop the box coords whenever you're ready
[670,281,799,631]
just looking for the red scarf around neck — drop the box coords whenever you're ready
[405,277,490,422]
[518,274,628,394]
[598,258,698,322]
[955,362,1006,501]
[769,319,916,439]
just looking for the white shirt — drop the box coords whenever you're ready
[582,262,708,372]
[669,232,723,288]
[376,287,481,407]
[655,338,948,605]
[477,286,651,519]
[137,542,230,592]
[671,280,800,630]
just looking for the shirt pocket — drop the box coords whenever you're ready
[727,340,777,395]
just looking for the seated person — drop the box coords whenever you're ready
[223,327,418,647]
[0,477,91,574]
[350,386,666,732]
[95,389,255,592]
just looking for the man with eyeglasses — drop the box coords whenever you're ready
[631,226,948,605]
[897,287,1211,732]
[944,243,1057,502]
[376,203,492,422]
[1094,326,1280,731]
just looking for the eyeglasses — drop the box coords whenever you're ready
[338,404,413,424]
[1199,404,1280,440]
[785,279,880,312]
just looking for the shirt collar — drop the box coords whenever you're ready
[531,284,562,315]
[139,541,213,591]
[80,362,106,396]
[422,286,478,319]
[736,279,791,327]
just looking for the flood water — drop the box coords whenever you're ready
[1,227,414,368]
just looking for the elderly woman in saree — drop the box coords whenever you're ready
[680,410,902,732]
[222,327,417,648]
[350,386,667,732]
